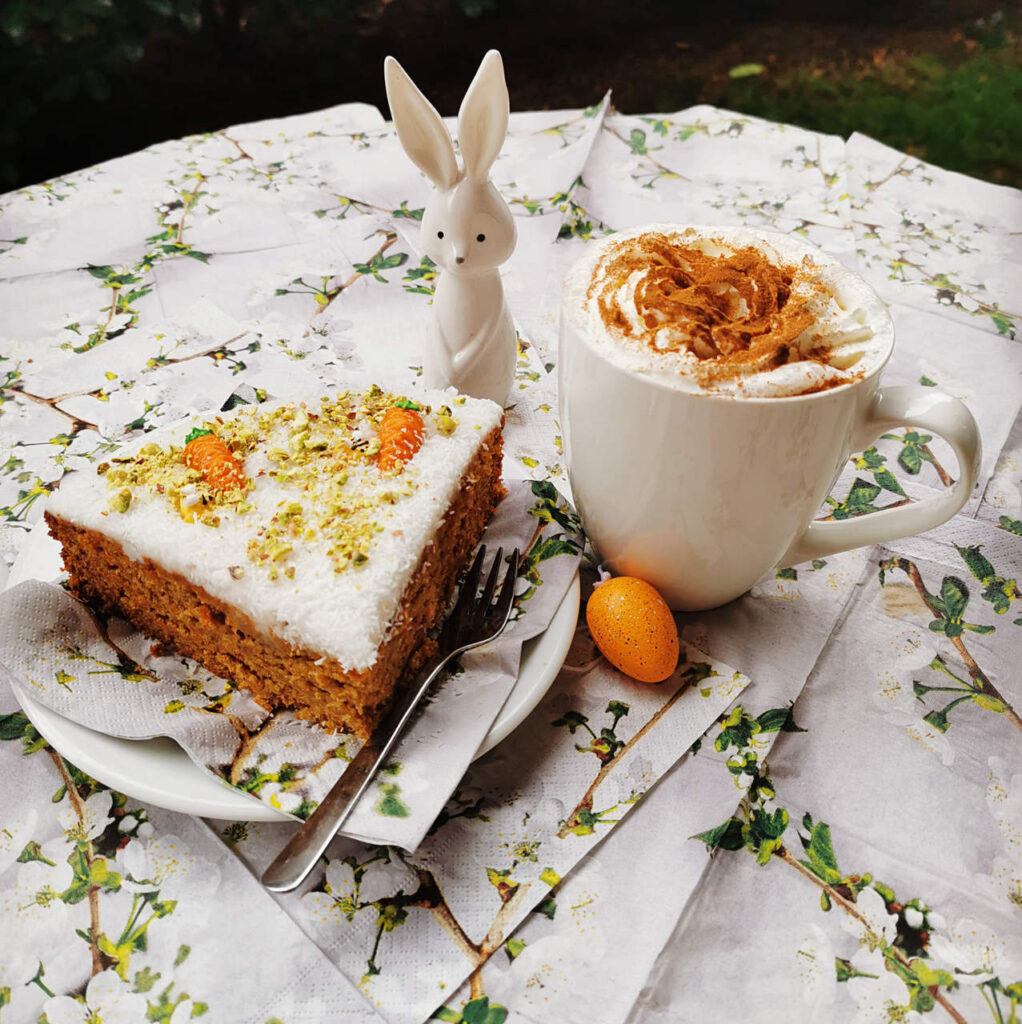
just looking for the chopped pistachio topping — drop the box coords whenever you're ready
[435,406,458,436]
[100,388,465,581]
[102,419,256,524]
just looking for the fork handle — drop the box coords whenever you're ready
[261,648,454,893]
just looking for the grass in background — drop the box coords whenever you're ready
[717,15,1022,187]
[2,0,1020,190]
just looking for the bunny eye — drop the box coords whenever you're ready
[476,234,486,242]
[437,230,444,239]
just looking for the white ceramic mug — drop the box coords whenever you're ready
[558,226,982,611]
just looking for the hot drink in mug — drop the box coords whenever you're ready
[558,224,981,610]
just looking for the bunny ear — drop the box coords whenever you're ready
[384,56,460,189]
[457,50,509,182]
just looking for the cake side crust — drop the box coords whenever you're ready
[44,423,505,739]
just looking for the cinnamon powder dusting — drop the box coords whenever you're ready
[588,232,841,389]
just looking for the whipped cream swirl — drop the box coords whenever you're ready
[563,224,892,398]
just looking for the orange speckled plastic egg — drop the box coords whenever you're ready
[586,576,679,683]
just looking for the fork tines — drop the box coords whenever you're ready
[492,548,519,626]
[442,545,520,649]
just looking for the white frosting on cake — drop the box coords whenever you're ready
[563,224,893,398]
[47,388,503,670]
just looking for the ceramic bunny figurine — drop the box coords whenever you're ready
[385,50,517,408]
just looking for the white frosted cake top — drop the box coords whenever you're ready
[562,224,893,398]
[47,387,504,670]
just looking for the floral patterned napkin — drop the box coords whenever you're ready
[217,635,750,1024]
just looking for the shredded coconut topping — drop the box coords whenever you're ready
[47,386,503,670]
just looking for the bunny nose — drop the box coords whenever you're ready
[455,256,465,264]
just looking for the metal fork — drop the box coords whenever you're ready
[262,545,520,893]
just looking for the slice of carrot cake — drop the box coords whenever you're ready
[45,385,505,738]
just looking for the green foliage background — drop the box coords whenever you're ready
[0,0,366,189]
[721,15,1022,188]
[1,1,1019,190]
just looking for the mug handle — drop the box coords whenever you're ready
[781,385,982,566]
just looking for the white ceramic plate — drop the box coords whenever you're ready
[11,551,579,820]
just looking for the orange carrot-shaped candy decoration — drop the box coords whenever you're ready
[377,401,425,472]
[184,427,248,491]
